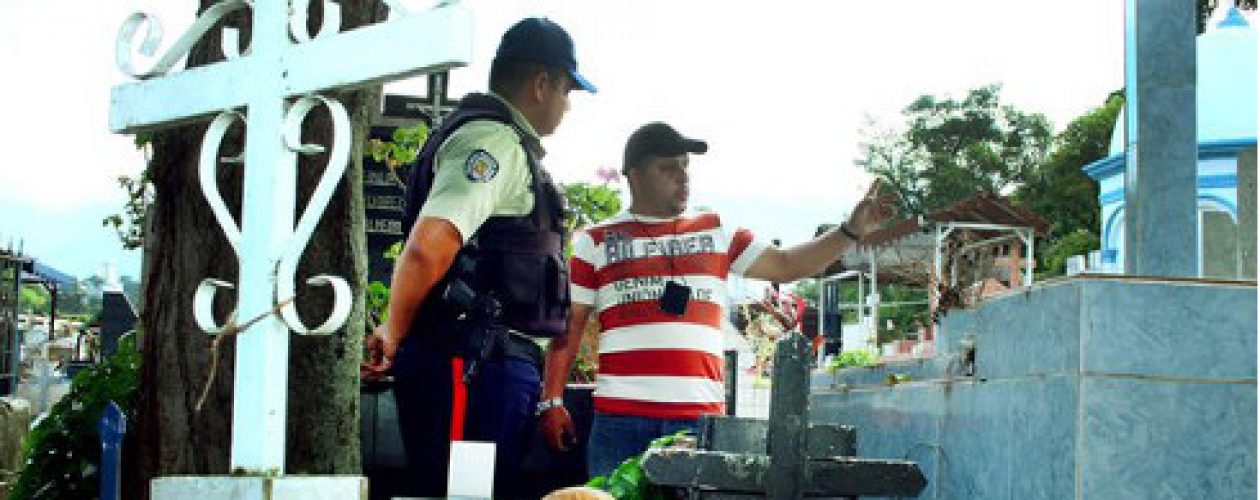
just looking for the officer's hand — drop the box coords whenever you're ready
[846,179,897,236]
[362,324,398,378]
[540,406,577,452]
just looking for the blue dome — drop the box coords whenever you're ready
[1107,9,1257,156]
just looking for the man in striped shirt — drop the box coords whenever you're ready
[538,122,891,478]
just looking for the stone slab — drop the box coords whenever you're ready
[151,475,367,500]
[1081,280,1256,379]
[809,278,1257,499]
[1080,377,1256,499]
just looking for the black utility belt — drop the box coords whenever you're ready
[413,320,544,368]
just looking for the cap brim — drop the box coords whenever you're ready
[570,69,597,93]
[681,139,708,154]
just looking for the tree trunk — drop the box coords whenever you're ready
[125,2,384,497]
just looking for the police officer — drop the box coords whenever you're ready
[364,17,595,498]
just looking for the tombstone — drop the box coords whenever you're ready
[363,81,459,285]
[0,396,32,486]
[98,290,136,359]
[109,1,472,497]
[640,333,927,498]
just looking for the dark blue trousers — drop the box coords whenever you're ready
[392,334,541,498]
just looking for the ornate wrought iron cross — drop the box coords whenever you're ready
[109,0,471,475]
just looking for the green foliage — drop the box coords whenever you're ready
[563,183,622,233]
[9,332,141,500]
[827,349,875,373]
[366,281,390,324]
[366,242,403,324]
[102,171,152,251]
[1040,229,1102,278]
[858,85,1053,217]
[104,133,153,251]
[20,285,49,314]
[586,430,693,499]
[1016,91,1122,276]
[366,124,430,187]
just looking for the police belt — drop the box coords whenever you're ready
[413,319,543,369]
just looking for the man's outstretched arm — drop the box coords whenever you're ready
[743,181,894,284]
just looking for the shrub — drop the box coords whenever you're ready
[9,332,140,500]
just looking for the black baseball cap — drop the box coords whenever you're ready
[623,122,708,173]
[495,18,596,93]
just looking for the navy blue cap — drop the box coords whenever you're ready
[495,18,596,93]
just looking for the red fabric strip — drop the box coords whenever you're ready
[598,349,724,380]
[450,357,467,441]
[598,300,723,330]
[594,397,724,420]
[570,255,598,289]
[729,228,754,262]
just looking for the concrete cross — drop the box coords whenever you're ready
[1123,0,1198,276]
[109,0,471,475]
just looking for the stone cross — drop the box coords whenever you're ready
[110,0,471,475]
[1123,0,1198,276]
[640,333,927,498]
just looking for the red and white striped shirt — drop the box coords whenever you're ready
[570,211,768,419]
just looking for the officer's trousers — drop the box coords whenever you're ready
[392,333,541,499]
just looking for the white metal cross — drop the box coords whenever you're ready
[110,0,471,475]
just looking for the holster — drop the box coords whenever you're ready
[413,318,543,371]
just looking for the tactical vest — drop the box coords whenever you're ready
[401,93,570,338]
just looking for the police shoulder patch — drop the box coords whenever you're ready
[464,149,499,183]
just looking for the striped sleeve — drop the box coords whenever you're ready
[729,227,769,275]
[569,230,598,305]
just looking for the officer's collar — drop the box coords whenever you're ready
[488,92,547,158]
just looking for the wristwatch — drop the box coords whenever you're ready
[535,396,565,416]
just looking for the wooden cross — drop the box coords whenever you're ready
[109,0,471,475]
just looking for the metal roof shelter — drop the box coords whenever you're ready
[816,192,1049,349]
[0,247,76,395]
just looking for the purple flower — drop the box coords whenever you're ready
[595,166,620,184]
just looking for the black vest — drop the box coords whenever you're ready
[401,93,569,338]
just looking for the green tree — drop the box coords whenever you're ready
[1016,91,1124,274]
[21,284,49,314]
[857,85,1053,216]
[563,181,623,258]
[10,332,140,500]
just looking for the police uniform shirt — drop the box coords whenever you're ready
[418,93,543,242]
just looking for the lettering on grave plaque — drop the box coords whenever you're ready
[363,125,409,286]
[364,85,459,285]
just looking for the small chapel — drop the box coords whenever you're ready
[1083,5,1257,278]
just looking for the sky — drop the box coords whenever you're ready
[0,0,1126,281]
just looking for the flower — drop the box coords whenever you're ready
[595,166,620,184]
